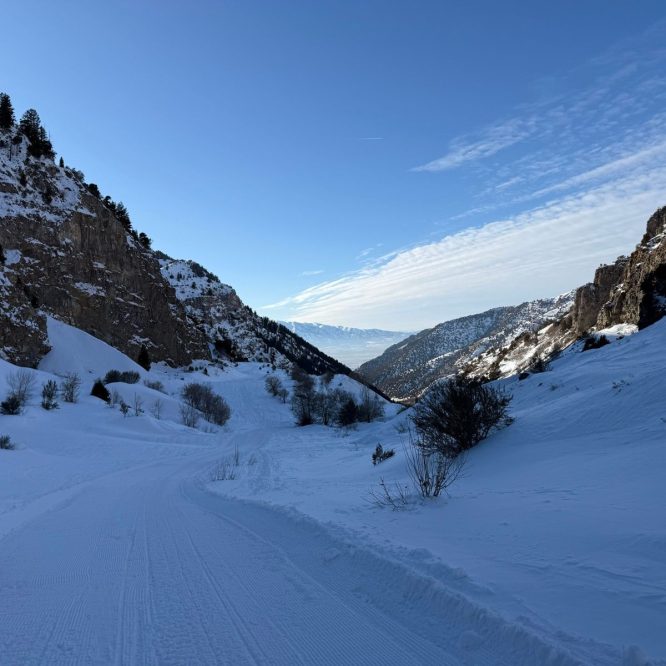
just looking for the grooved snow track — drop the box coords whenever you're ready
[0,443,601,666]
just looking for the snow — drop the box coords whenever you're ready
[0,317,664,664]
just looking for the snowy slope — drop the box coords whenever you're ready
[358,291,574,401]
[0,318,664,664]
[280,321,412,369]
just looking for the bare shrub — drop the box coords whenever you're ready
[151,398,163,419]
[357,386,385,423]
[144,379,165,393]
[41,380,59,410]
[109,389,122,408]
[182,382,231,425]
[180,401,199,428]
[264,375,282,397]
[411,376,512,458]
[7,369,35,409]
[133,393,144,416]
[0,435,15,450]
[61,373,81,403]
[211,447,240,481]
[103,369,140,384]
[404,432,466,498]
[119,401,130,417]
[277,387,289,403]
[367,478,409,510]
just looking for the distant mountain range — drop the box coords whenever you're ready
[280,322,411,369]
[356,293,575,402]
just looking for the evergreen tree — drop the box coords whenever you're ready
[58,156,64,168]
[19,109,54,158]
[0,93,15,129]
[114,202,132,230]
[138,232,152,249]
[137,345,151,371]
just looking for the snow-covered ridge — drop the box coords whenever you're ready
[357,291,575,401]
[159,256,354,377]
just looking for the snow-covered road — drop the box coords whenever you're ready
[0,442,471,665]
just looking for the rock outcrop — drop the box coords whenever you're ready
[464,207,666,381]
[0,130,209,366]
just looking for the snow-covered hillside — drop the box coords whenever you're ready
[0,317,664,664]
[280,321,412,368]
[358,292,574,402]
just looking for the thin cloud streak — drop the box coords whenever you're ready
[265,169,665,330]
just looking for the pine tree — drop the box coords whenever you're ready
[18,109,54,158]
[137,345,151,371]
[19,109,41,145]
[0,93,15,129]
[58,156,64,168]
[138,232,152,249]
[114,202,132,230]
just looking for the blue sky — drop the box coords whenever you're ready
[4,1,666,330]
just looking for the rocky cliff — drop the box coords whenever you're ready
[0,129,209,367]
[463,207,666,381]
[158,257,352,376]
[0,124,351,377]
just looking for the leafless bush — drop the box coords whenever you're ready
[411,375,512,458]
[133,393,144,417]
[7,369,35,409]
[144,379,165,393]
[264,375,283,397]
[151,398,163,419]
[61,373,81,403]
[357,386,385,423]
[0,435,15,450]
[366,477,409,510]
[108,389,122,408]
[182,382,231,426]
[277,387,289,403]
[211,446,240,481]
[180,401,199,428]
[404,432,466,498]
[119,401,130,417]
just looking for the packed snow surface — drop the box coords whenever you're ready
[0,319,664,664]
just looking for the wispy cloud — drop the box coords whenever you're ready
[357,136,384,141]
[265,168,665,329]
[300,269,324,277]
[412,118,534,172]
[265,27,666,330]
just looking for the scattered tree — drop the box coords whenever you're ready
[137,345,151,371]
[0,93,15,129]
[7,369,35,410]
[91,379,110,402]
[18,109,54,158]
[41,380,59,410]
[181,382,231,425]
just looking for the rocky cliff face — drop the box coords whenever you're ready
[464,207,666,381]
[356,293,574,402]
[0,126,357,377]
[159,257,352,376]
[0,130,209,367]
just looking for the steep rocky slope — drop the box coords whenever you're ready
[159,257,351,375]
[0,128,207,366]
[464,207,666,380]
[357,293,574,402]
[0,118,352,377]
